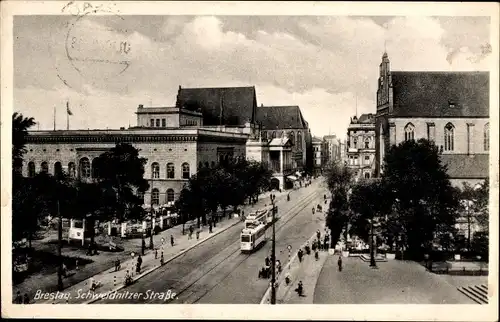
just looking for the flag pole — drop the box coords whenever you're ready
[53,106,56,131]
[67,102,69,130]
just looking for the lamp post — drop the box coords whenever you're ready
[57,199,63,291]
[369,218,377,268]
[149,178,155,250]
[270,193,277,305]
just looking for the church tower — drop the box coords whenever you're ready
[376,51,392,112]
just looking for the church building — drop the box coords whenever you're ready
[374,52,490,187]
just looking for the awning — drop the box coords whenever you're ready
[287,175,298,181]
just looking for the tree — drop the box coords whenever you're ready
[324,163,353,247]
[12,112,36,169]
[382,139,459,259]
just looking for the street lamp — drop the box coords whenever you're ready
[270,193,277,305]
[369,218,377,268]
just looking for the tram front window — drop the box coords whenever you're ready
[241,235,250,243]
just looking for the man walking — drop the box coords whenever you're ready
[170,235,175,247]
[338,256,343,272]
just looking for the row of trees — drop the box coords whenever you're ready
[176,158,273,228]
[325,138,490,260]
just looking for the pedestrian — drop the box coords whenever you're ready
[316,229,321,241]
[141,238,146,255]
[115,259,121,272]
[155,248,158,259]
[209,222,213,233]
[160,251,164,266]
[265,256,270,266]
[312,207,315,214]
[338,256,343,272]
[170,234,174,247]
[14,291,22,304]
[62,262,68,278]
[75,259,79,271]
[136,255,142,274]
[196,230,200,240]
[298,249,303,263]
[324,194,326,200]
[86,243,92,256]
[188,225,193,239]
[23,293,30,304]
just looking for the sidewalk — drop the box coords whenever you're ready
[29,188,290,304]
[277,244,330,304]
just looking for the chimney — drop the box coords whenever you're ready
[261,104,263,107]
[138,104,144,109]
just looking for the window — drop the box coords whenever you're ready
[297,131,302,149]
[404,123,415,141]
[162,118,166,127]
[353,139,357,148]
[28,162,35,177]
[484,123,489,151]
[427,123,435,142]
[365,139,370,149]
[182,162,190,179]
[41,162,49,173]
[151,188,159,205]
[54,162,63,178]
[79,157,91,178]
[365,172,370,179]
[68,162,76,178]
[364,155,370,165]
[271,131,276,139]
[444,123,454,151]
[289,131,294,145]
[151,162,160,179]
[156,119,160,127]
[167,163,175,179]
[92,158,101,178]
[150,119,154,127]
[166,189,175,202]
[262,131,267,140]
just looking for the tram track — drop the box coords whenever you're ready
[177,187,324,304]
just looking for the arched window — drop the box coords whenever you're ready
[166,163,175,179]
[54,162,63,178]
[79,157,91,178]
[41,162,49,174]
[297,131,302,149]
[404,123,415,141]
[68,162,76,178]
[166,189,175,202]
[484,123,489,151]
[151,188,159,205]
[271,131,276,139]
[151,162,160,179]
[365,172,370,179]
[289,131,295,145]
[444,123,454,151]
[92,158,101,179]
[182,162,190,179]
[28,162,36,177]
[364,138,370,149]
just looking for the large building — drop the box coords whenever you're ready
[20,86,309,207]
[374,52,490,187]
[255,105,311,173]
[346,113,376,179]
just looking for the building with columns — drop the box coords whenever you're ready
[374,52,490,187]
[20,86,305,207]
[346,113,376,179]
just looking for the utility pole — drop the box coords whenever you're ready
[57,199,63,291]
[270,194,276,304]
[149,179,154,250]
[369,218,377,268]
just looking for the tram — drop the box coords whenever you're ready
[244,209,268,229]
[240,223,267,252]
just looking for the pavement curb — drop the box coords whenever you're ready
[85,218,242,304]
[259,231,320,304]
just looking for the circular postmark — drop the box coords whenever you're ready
[62,4,132,85]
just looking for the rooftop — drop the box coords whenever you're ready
[256,105,308,130]
[441,154,489,179]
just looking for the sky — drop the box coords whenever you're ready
[14,14,492,139]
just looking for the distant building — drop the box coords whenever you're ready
[322,134,341,166]
[346,113,376,179]
[312,137,324,176]
[374,52,490,187]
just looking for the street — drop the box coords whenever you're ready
[96,179,327,304]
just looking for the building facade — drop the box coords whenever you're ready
[346,113,376,179]
[322,134,341,166]
[255,105,311,174]
[20,86,307,207]
[374,52,490,187]
[312,137,323,176]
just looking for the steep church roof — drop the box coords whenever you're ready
[175,86,257,126]
[390,71,489,118]
[256,105,308,130]
[440,154,489,179]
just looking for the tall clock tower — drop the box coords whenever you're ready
[375,51,393,177]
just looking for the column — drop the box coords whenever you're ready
[280,149,284,174]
